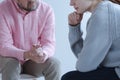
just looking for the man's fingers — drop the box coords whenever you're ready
[32,44,40,49]
[32,56,45,63]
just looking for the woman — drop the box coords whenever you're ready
[62,0,120,80]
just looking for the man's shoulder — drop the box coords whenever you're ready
[38,1,53,11]
[0,0,9,8]
[0,0,11,14]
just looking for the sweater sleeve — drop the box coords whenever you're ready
[69,24,83,58]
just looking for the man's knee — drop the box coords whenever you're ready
[42,57,60,75]
[46,57,60,69]
[1,58,21,79]
[30,57,60,77]
[2,58,20,72]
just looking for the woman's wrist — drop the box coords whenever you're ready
[69,23,80,27]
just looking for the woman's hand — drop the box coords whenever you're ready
[68,12,83,26]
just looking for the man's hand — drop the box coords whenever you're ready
[68,12,83,26]
[24,45,47,63]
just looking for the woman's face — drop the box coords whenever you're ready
[16,0,39,11]
[70,0,92,14]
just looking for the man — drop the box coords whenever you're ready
[0,0,60,80]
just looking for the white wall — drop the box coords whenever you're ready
[44,0,77,75]
[0,0,91,80]
[44,0,91,76]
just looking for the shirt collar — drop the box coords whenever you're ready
[11,0,28,15]
[11,0,40,15]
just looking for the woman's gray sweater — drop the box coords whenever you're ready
[69,1,120,78]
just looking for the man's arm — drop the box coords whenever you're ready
[39,7,55,59]
[0,15,25,61]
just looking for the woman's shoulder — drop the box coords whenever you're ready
[92,1,120,17]
[91,1,109,20]
[101,1,120,12]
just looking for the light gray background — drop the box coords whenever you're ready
[44,0,91,76]
[0,0,91,80]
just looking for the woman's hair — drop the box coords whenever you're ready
[109,0,120,5]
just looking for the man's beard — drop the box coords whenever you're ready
[17,1,39,12]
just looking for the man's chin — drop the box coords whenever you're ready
[24,8,36,11]
[25,4,39,11]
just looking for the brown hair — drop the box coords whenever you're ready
[110,0,120,5]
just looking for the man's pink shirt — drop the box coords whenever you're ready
[0,0,55,62]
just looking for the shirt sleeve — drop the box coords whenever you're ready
[0,15,25,61]
[70,6,112,72]
[69,24,83,58]
[40,7,55,58]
